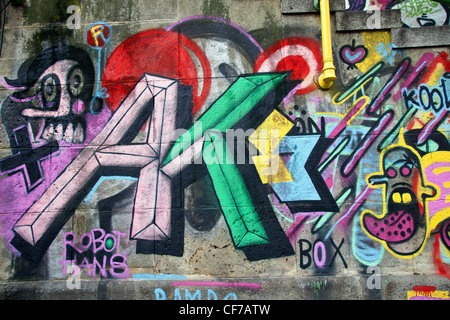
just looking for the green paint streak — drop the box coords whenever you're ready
[318,137,351,173]
[262,9,283,47]
[203,131,268,247]
[377,106,417,151]
[163,72,287,165]
[22,0,81,55]
[202,0,230,20]
[334,62,384,104]
[312,187,352,233]
[23,0,79,25]
[267,195,294,223]
[161,72,287,247]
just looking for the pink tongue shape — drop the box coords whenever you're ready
[364,211,415,243]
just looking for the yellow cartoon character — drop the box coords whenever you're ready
[361,139,439,259]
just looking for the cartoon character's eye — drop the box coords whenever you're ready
[400,165,412,177]
[41,74,60,107]
[68,67,84,97]
[386,167,397,178]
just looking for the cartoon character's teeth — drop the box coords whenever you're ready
[54,123,63,141]
[74,123,84,144]
[41,122,85,144]
[392,192,412,203]
[42,123,54,140]
[63,123,74,143]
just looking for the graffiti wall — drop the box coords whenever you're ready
[347,0,450,28]
[0,0,449,300]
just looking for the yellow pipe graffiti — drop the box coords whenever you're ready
[318,0,336,90]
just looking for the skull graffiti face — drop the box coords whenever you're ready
[361,144,437,258]
[21,60,88,143]
[1,46,95,146]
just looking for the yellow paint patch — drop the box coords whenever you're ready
[422,151,450,231]
[357,31,391,73]
[407,290,449,300]
[427,63,446,87]
[249,110,294,184]
[252,154,293,184]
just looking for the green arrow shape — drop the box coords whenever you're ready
[163,72,288,165]
[203,131,269,248]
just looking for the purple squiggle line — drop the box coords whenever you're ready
[1,77,26,91]
[166,15,264,53]
[342,110,394,176]
[418,110,449,145]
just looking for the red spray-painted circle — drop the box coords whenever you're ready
[102,29,211,115]
[86,23,112,49]
[254,37,323,95]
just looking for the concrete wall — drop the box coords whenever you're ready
[0,0,449,300]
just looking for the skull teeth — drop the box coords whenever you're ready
[41,122,85,144]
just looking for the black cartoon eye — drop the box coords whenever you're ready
[41,74,60,106]
[68,67,84,97]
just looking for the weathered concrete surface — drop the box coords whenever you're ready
[335,9,403,31]
[391,25,450,48]
[0,0,449,301]
[1,274,448,300]
[281,0,346,13]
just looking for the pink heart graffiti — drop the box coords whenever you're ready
[340,40,368,69]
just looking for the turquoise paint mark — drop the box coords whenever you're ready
[132,274,187,280]
[84,176,138,202]
[352,211,384,266]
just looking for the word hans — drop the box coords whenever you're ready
[60,228,129,279]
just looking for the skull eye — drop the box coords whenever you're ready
[41,74,60,105]
[68,67,84,97]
